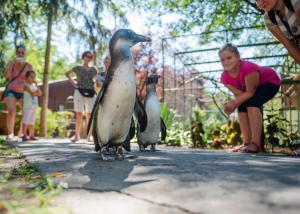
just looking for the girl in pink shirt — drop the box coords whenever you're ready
[219,44,280,153]
[3,45,33,140]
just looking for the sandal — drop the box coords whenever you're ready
[70,135,80,142]
[6,134,14,141]
[288,149,300,156]
[233,142,249,152]
[87,136,94,142]
[246,142,261,153]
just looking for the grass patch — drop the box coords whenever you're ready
[0,140,70,214]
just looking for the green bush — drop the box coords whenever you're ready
[34,108,73,138]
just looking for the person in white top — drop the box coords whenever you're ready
[22,70,42,141]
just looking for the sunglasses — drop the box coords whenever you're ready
[85,55,93,59]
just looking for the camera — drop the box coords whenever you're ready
[16,57,24,62]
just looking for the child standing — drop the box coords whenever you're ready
[22,70,42,141]
[219,44,280,153]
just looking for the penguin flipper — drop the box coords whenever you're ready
[134,95,148,132]
[87,83,107,135]
[92,105,101,152]
[160,117,167,141]
[122,134,131,152]
[129,117,135,140]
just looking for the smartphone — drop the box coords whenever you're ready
[16,57,24,62]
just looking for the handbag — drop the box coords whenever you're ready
[0,63,28,103]
[77,88,96,97]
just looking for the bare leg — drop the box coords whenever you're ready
[18,98,24,137]
[86,112,92,141]
[75,112,83,140]
[29,125,34,136]
[247,107,262,151]
[5,97,17,137]
[22,123,27,136]
[238,112,251,143]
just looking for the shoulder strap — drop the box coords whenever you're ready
[8,63,28,85]
[285,0,295,12]
[268,0,295,25]
[268,10,278,25]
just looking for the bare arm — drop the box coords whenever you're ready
[65,69,77,88]
[34,82,42,96]
[24,84,35,96]
[4,61,14,79]
[268,25,300,66]
[224,72,259,114]
[224,85,244,96]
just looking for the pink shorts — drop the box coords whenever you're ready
[23,107,38,125]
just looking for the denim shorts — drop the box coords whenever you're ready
[4,88,24,100]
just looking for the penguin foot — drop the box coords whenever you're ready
[123,152,137,159]
[116,147,125,161]
[100,147,115,161]
[150,144,157,152]
[139,145,146,152]
[105,146,112,155]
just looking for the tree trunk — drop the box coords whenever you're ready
[40,5,53,137]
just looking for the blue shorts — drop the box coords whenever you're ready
[5,88,24,100]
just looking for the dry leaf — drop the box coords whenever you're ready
[51,173,67,177]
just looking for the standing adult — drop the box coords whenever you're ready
[256,0,300,155]
[66,51,98,142]
[3,45,33,140]
[96,56,111,88]
[257,0,300,65]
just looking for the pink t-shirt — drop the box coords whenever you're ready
[8,63,31,93]
[221,60,280,91]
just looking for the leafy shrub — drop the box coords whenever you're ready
[33,108,73,138]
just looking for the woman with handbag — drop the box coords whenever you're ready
[66,51,98,142]
[2,45,33,140]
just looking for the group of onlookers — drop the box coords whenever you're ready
[2,46,110,142]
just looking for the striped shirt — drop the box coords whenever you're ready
[264,0,300,40]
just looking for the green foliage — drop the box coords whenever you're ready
[190,121,205,148]
[210,120,242,148]
[161,102,177,130]
[12,161,40,176]
[34,108,73,138]
[128,0,264,42]
[264,113,289,151]
[0,145,26,159]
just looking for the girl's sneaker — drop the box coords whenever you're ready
[29,135,38,141]
[22,135,29,141]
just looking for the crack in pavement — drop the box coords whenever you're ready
[68,187,201,214]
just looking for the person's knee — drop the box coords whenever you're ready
[77,112,83,118]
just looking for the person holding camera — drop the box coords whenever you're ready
[96,56,111,88]
[66,51,98,142]
[256,0,300,65]
[3,45,33,140]
[256,0,300,155]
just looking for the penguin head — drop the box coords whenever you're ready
[146,74,161,86]
[110,29,151,50]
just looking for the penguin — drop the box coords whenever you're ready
[137,75,167,151]
[87,29,150,161]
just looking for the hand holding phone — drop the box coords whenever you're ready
[15,57,24,63]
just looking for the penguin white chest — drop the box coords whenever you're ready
[96,61,136,143]
[138,93,161,143]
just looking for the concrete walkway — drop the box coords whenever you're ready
[11,138,300,214]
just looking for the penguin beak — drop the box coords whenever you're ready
[133,34,151,44]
